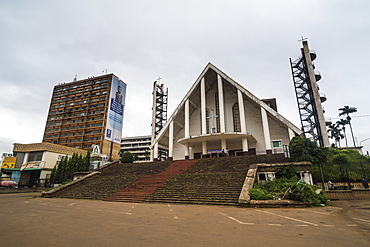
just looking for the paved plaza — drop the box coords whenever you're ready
[0,192,369,246]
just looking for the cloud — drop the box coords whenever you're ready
[0,0,369,155]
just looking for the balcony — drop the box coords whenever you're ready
[320,93,327,103]
[310,50,317,61]
[325,117,332,126]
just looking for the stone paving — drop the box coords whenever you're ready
[1,192,369,246]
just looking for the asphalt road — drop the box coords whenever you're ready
[0,192,369,247]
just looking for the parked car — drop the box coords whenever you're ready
[0,180,18,187]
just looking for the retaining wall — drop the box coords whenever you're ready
[326,189,370,200]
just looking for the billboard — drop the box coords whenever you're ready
[105,75,127,144]
[1,157,17,169]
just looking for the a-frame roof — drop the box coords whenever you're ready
[152,62,302,145]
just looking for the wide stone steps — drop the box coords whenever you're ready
[145,198,240,206]
[144,171,246,206]
[104,160,198,202]
[49,156,277,206]
[54,161,171,200]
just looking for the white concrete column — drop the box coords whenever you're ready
[184,143,189,159]
[202,140,207,155]
[189,146,193,159]
[217,74,226,133]
[221,139,227,151]
[201,77,207,134]
[153,142,159,161]
[288,127,295,141]
[23,152,29,164]
[185,99,190,138]
[237,89,247,133]
[150,148,154,161]
[169,121,174,159]
[41,151,46,168]
[41,151,46,161]
[261,107,272,153]
[242,137,249,152]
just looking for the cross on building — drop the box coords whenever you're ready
[157,76,162,84]
[298,36,308,42]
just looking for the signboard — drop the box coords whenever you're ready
[92,145,101,155]
[11,171,21,182]
[105,76,126,144]
[1,157,16,169]
[20,161,45,171]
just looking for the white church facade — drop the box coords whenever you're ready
[151,63,303,161]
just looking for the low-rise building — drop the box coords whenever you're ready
[7,143,87,187]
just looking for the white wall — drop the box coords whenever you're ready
[43,152,61,169]
[244,99,265,152]
[268,116,290,146]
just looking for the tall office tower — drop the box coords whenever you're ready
[43,74,127,160]
[290,40,330,147]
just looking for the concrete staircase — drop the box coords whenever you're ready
[49,154,287,206]
[145,156,251,206]
[53,161,171,200]
[145,173,246,206]
[104,160,198,203]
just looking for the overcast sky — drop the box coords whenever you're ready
[1,0,369,156]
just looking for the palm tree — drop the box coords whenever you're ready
[338,105,357,147]
[327,123,344,148]
[336,118,349,147]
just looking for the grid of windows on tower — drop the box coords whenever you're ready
[43,74,114,150]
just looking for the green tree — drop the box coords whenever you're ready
[82,149,91,171]
[120,151,135,163]
[289,137,329,189]
[338,105,357,147]
[327,123,343,148]
[50,151,92,184]
[289,137,328,165]
[336,118,349,147]
[275,164,298,179]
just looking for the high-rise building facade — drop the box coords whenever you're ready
[43,74,126,160]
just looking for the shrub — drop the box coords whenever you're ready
[275,164,299,179]
[252,178,329,206]
[286,182,328,206]
[249,186,274,200]
[120,151,134,163]
[261,177,299,194]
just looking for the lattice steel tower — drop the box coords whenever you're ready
[290,40,330,147]
[151,79,168,160]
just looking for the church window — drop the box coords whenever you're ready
[214,91,220,133]
[206,109,210,134]
[232,103,241,132]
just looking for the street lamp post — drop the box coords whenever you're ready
[360,137,370,156]
[360,137,370,146]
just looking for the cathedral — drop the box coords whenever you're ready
[151,63,302,161]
